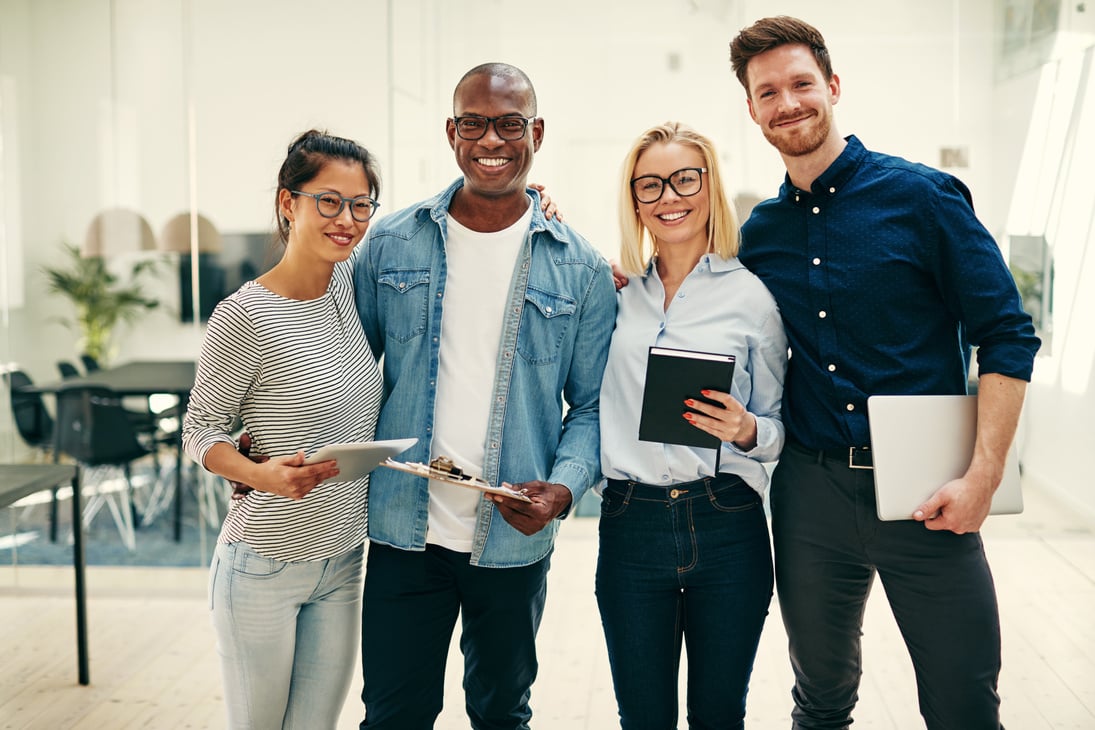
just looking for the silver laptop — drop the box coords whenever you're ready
[867,395,1023,521]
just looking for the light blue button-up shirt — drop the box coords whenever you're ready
[353,179,617,567]
[600,253,787,493]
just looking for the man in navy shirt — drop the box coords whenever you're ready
[730,16,1040,729]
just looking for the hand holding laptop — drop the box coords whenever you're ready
[867,395,1022,530]
[912,468,1000,534]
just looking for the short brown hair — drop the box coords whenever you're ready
[729,16,832,95]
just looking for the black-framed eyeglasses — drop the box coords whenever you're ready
[630,167,708,204]
[451,115,538,141]
[292,190,379,222]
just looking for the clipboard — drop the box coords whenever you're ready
[381,456,534,503]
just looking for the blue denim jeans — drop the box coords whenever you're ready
[595,474,774,730]
[772,441,1002,729]
[209,540,364,730]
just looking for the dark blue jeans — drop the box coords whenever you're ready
[359,542,550,730]
[772,440,1003,730]
[595,474,774,730]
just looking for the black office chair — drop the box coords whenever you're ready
[57,361,82,379]
[79,354,101,372]
[55,385,153,551]
[4,370,54,456]
[60,358,163,453]
[3,369,63,540]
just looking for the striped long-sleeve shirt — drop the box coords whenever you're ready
[182,260,383,562]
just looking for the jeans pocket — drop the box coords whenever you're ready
[709,483,762,513]
[233,543,289,579]
[600,485,631,519]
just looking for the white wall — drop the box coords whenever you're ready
[1,0,1091,515]
[1003,40,1095,516]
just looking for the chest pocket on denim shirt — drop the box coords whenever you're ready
[516,285,577,365]
[377,268,430,343]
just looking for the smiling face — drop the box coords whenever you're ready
[278,158,371,265]
[745,43,841,159]
[447,71,542,202]
[633,141,710,257]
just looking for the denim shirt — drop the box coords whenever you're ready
[352,178,617,567]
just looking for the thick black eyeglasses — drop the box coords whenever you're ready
[292,190,379,222]
[451,115,537,141]
[630,167,708,204]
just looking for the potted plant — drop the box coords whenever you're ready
[43,242,163,365]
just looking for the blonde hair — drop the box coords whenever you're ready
[617,122,740,276]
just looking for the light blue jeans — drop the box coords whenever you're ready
[209,540,364,729]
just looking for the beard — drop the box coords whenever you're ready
[762,107,832,157]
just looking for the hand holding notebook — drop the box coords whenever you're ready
[638,347,737,450]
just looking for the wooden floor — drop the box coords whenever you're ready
[1,479,1092,729]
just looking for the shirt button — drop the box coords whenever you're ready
[818,310,827,318]
[398,282,406,290]
[812,206,820,214]
[829,186,836,194]
[812,257,821,265]
[677,292,685,298]
[436,291,442,298]
[545,306,553,314]
[827,364,836,372]
[846,403,855,411]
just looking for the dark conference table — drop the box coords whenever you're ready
[0,464,87,684]
[29,360,196,541]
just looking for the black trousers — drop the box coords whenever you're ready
[771,440,1003,730]
[359,542,550,730]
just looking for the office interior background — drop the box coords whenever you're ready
[0,0,1092,528]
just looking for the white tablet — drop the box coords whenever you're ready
[305,438,418,485]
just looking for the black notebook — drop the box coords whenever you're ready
[638,347,736,450]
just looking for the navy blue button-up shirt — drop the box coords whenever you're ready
[739,135,1040,451]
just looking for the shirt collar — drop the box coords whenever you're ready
[779,134,866,204]
[415,177,567,243]
[641,252,745,279]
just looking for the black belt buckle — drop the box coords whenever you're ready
[848,447,873,470]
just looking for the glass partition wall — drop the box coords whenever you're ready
[2,0,1093,555]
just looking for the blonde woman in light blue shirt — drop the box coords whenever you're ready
[596,121,788,730]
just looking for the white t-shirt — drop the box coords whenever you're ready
[426,203,531,551]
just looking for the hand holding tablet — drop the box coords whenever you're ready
[304,438,418,485]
